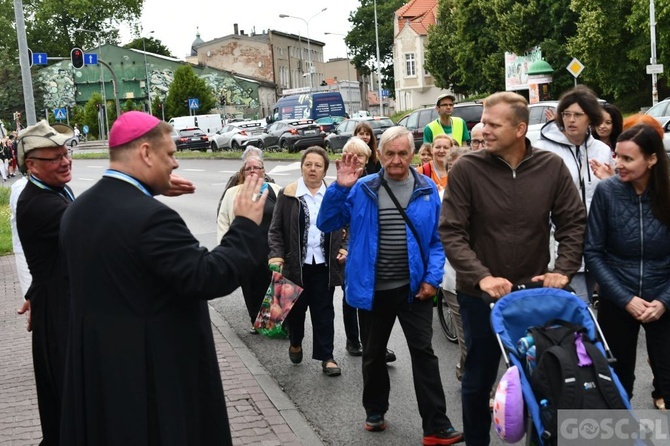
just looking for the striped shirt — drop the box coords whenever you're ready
[375,174,414,290]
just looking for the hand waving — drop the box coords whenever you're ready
[335,152,364,188]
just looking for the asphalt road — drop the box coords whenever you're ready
[68,158,657,446]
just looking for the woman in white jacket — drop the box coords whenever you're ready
[534,85,615,302]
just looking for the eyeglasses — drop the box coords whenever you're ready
[561,111,586,120]
[438,103,454,108]
[244,166,264,172]
[471,139,484,146]
[27,153,71,165]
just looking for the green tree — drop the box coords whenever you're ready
[346,0,404,96]
[567,0,638,99]
[21,0,144,57]
[425,0,505,95]
[123,99,140,113]
[82,93,104,138]
[0,47,29,125]
[124,37,173,58]
[164,65,215,120]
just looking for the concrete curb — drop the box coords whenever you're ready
[209,305,325,446]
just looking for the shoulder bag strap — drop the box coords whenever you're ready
[380,178,425,262]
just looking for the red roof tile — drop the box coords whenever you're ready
[396,0,438,36]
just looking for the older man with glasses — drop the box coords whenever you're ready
[469,122,485,150]
[15,120,77,444]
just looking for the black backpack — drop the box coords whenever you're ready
[528,320,627,444]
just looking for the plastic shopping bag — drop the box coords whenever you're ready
[253,268,303,338]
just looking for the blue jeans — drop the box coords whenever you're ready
[458,291,501,446]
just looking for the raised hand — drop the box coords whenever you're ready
[335,152,364,188]
[163,174,196,197]
[233,175,267,225]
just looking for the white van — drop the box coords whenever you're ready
[169,114,223,134]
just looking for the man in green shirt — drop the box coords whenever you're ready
[423,93,470,146]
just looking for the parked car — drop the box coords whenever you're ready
[397,101,483,150]
[645,97,670,126]
[256,119,324,153]
[315,115,346,134]
[65,135,79,147]
[526,101,559,145]
[325,116,395,153]
[210,120,266,151]
[174,127,209,151]
[661,120,670,158]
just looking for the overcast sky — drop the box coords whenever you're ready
[123,0,362,61]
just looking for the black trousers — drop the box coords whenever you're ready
[358,285,452,435]
[285,263,335,361]
[598,298,670,405]
[32,297,66,445]
[458,291,501,446]
[240,263,272,325]
[342,287,360,344]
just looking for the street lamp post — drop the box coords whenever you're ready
[373,0,384,116]
[325,32,353,114]
[279,8,327,92]
[142,30,155,114]
[75,28,109,139]
[650,0,659,106]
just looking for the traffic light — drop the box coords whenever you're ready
[71,47,84,69]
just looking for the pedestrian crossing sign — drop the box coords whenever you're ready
[53,108,67,121]
[189,98,199,110]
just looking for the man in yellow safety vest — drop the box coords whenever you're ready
[423,93,470,146]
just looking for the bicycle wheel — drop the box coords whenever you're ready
[436,289,459,343]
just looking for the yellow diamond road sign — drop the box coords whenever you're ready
[567,58,584,78]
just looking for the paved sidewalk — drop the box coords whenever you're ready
[0,254,323,445]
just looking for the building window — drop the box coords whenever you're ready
[405,53,416,76]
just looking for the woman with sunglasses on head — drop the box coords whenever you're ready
[534,85,615,304]
[217,155,281,333]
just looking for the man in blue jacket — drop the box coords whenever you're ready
[318,127,463,446]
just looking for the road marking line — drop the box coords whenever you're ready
[182,168,206,172]
[269,162,301,173]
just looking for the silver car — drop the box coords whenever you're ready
[209,120,266,151]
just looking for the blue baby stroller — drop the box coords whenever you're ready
[490,286,632,445]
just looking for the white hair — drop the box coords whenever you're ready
[378,126,413,154]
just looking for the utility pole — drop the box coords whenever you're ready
[374,0,384,116]
[650,0,659,105]
[13,0,37,126]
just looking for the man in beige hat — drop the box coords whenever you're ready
[15,120,76,444]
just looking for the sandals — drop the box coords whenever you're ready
[288,345,303,364]
[654,397,666,411]
[322,359,341,377]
